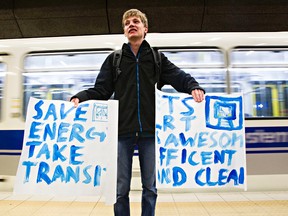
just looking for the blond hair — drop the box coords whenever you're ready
[122,9,148,29]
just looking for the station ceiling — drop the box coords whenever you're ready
[1,0,288,39]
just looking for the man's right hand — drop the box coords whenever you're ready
[70,98,80,107]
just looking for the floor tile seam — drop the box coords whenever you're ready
[13,199,51,216]
[0,194,11,201]
[171,193,182,216]
[30,199,75,215]
[248,200,286,214]
[264,191,288,202]
[56,197,99,215]
[1,197,32,215]
[88,200,103,215]
[2,199,286,203]
[192,194,218,216]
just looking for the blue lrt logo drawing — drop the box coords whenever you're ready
[92,103,108,122]
[205,95,243,131]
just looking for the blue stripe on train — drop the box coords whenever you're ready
[0,130,24,155]
[0,130,24,150]
[246,143,288,148]
[247,150,288,154]
[245,126,288,151]
[0,126,288,155]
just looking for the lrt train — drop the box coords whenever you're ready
[0,32,287,191]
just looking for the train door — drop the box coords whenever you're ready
[229,47,288,180]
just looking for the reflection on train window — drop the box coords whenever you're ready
[0,63,6,121]
[230,48,288,117]
[231,49,288,66]
[24,52,108,70]
[160,49,226,94]
[22,51,111,118]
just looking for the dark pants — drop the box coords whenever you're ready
[114,136,157,216]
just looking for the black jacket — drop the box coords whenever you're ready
[71,40,204,136]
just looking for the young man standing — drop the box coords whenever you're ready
[71,8,205,216]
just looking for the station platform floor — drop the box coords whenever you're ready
[0,190,287,216]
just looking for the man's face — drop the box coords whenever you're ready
[123,16,148,41]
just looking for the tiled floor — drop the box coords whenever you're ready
[0,190,288,216]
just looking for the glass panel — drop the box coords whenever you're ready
[162,49,224,68]
[161,49,226,94]
[0,63,6,121]
[230,48,288,117]
[24,52,109,71]
[23,51,111,118]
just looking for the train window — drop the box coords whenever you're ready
[0,63,6,121]
[161,49,224,67]
[22,51,112,118]
[160,49,226,94]
[230,48,288,118]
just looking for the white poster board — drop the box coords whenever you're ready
[156,89,246,189]
[14,97,118,204]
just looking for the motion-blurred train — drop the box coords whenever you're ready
[0,32,287,191]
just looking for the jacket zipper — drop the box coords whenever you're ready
[136,55,143,132]
[129,44,143,133]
